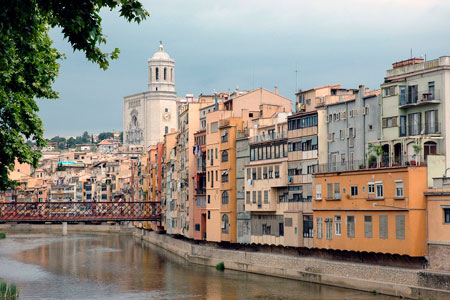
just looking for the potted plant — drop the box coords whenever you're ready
[412,140,422,165]
[368,143,384,167]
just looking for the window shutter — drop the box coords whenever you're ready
[364,216,372,238]
[379,215,388,239]
[327,183,333,199]
[396,215,405,240]
[382,118,387,128]
[392,117,398,127]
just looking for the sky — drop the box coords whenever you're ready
[38,0,450,138]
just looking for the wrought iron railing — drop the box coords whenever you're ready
[315,155,426,174]
[0,201,161,222]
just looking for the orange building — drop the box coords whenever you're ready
[313,166,428,257]
[425,176,450,270]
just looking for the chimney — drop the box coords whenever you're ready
[274,86,279,95]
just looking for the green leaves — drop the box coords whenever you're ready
[0,0,148,190]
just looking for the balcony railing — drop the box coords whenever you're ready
[315,155,426,174]
[399,90,440,107]
[249,131,287,144]
[407,122,441,136]
[424,122,441,134]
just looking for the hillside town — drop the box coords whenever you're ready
[3,45,450,275]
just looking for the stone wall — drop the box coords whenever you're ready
[428,243,450,272]
[136,230,450,300]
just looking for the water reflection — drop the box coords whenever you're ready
[0,233,391,300]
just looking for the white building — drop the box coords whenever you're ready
[123,42,178,150]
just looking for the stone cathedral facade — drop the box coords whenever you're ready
[123,43,177,149]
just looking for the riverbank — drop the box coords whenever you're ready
[134,228,450,300]
[1,223,449,300]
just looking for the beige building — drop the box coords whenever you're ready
[205,88,292,243]
[123,43,177,149]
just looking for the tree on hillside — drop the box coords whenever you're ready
[0,1,148,190]
[98,132,114,142]
[81,131,90,144]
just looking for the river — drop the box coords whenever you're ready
[0,232,391,299]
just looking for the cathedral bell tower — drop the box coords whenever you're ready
[148,42,175,92]
[123,42,178,149]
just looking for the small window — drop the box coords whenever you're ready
[264,190,269,204]
[368,182,374,194]
[395,181,404,198]
[316,184,322,200]
[208,211,210,219]
[350,186,358,196]
[445,208,450,224]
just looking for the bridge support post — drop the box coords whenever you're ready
[62,222,68,236]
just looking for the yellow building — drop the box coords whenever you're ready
[313,166,428,257]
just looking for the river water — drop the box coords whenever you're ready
[0,232,391,300]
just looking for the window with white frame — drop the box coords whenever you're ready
[316,217,323,239]
[376,181,384,198]
[368,182,374,194]
[316,184,322,200]
[335,216,341,236]
[395,180,404,198]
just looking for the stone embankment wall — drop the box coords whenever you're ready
[135,229,450,300]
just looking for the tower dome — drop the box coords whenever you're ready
[147,42,175,92]
[151,43,171,60]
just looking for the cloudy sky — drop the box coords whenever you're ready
[39,0,450,137]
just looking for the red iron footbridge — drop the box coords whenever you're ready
[0,202,161,222]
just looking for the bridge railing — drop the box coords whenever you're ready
[0,201,161,222]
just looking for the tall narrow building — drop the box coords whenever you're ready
[123,42,177,150]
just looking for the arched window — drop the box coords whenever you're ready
[155,67,159,80]
[222,191,229,205]
[165,108,168,112]
[222,150,228,162]
[164,67,167,80]
[222,214,229,234]
[165,126,168,135]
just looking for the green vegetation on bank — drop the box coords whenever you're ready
[216,262,225,271]
[0,233,5,239]
[0,281,19,299]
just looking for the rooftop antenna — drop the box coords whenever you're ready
[294,65,299,93]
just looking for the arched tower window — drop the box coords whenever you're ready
[222,214,229,234]
[165,108,168,112]
[221,150,228,162]
[155,67,159,80]
[222,191,229,205]
[164,67,167,80]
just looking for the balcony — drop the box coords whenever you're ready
[249,131,287,145]
[315,155,426,174]
[399,90,440,108]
